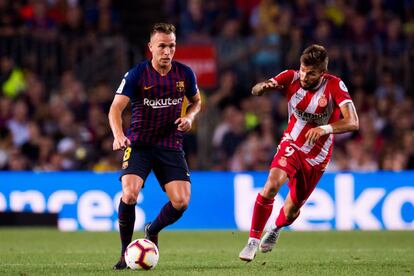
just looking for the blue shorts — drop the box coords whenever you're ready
[120,143,190,191]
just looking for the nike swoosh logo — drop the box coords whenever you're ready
[143,85,154,90]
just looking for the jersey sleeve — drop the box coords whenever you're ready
[271,70,295,90]
[115,67,140,98]
[184,68,198,98]
[331,78,353,107]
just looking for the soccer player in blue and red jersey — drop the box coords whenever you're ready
[109,23,201,270]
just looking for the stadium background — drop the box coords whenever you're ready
[0,0,413,228]
[1,0,413,172]
[0,0,412,229]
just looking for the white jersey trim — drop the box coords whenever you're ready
[292,71,300,83]
[338,99,353,107]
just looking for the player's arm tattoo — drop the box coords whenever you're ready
[251,79,283,96]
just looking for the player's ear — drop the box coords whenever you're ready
[148,42,152,53]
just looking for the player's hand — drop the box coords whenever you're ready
[113,134,131,151]
[305,127,326,145]
[175,117,192,132]
[251,81,284,96]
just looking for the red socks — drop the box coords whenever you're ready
[249,193,274,239]
[249,194,300,239]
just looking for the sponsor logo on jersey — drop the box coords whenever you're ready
[294,108,329,124]
[176,81,185,92]
[143,97,183,109]
[143,85,155,90]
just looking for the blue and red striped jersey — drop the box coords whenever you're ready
[115,60,198,150]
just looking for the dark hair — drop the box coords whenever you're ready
[300,44,328,71]
[150,23,176,38]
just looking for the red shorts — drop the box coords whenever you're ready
[270,140,324,207]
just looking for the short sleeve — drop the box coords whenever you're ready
[184,68,198,98]
[331,79,353,107]
[115,67,140,98]
[271,70,295,87]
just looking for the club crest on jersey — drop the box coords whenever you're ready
[122,161,128,170]
[176,81,185,92]
[318,94,328,107]
[278,157,287,167]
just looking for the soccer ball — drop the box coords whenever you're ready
[125,239,159,270]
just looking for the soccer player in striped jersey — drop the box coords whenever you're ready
[239,44,359,262]
[109,23,201,269]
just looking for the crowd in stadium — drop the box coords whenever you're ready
[1,0,413,172]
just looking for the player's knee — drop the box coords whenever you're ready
[262,178,284,198]
[122,192,138,205]
[171,196,190,211]
[267,169,286,189]
[262,185,278,198]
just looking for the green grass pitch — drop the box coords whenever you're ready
[0,228,413,275]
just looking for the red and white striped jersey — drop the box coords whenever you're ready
[271,70,353,168]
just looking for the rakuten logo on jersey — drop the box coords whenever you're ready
[143,98,183,109]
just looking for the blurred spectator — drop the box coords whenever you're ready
[249,0,279,34]
[84,0,120,36]
[60,5,84,39]
[0,0,22,36]
[21,121,42,164]
[0,55,26,98]
[0,126,12,169]
[249,24,281,79]
[375,69,405,102]
[208,0,240,36]
[6,147,29,170]
[180,0,211,42]
[0,96,12,127]
[20,0,58,36]
[282,25,304,69]
[345,140,378,172]
[7,100,30,146]
[219,106,246,165]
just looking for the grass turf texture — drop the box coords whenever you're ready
[0,229,412,275]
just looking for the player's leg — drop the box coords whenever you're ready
[119,175,144,253]
[252,167,288,239]
[114,145,152,270]
[145,180,190,246]
[113,174,144,269]
[259,191,299,253]
[260,163,323,253]
[145,148,191,246]
[239,167,288,261]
